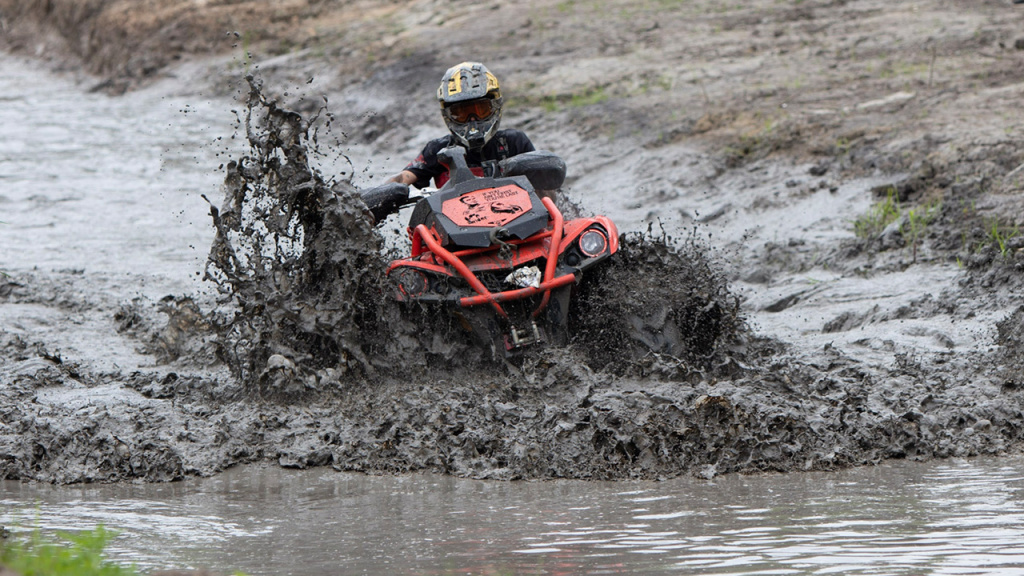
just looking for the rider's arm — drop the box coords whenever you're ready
[387,170,418,186]
[506,129,536,155]
[387,137,447,189]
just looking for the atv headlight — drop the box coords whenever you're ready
[578,228,609,258]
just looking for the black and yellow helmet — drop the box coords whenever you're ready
[437,62,503,149]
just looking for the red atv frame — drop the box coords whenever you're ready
[362,146,618,356]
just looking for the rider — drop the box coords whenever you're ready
[386,62,538,191]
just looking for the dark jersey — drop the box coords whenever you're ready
[403,129,536,189]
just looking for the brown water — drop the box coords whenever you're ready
[0,56,224,288]
[4,456,1024,575]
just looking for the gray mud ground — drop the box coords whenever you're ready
[2,0,1024,484]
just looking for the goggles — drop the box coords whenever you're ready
[446,98,496,123]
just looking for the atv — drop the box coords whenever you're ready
[361,146,618,357]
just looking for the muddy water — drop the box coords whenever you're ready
[4,456,1024,575]
[0,56,380,292]
[0,57,224,289]
[0,54,241,380]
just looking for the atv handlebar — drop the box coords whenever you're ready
[360,181,411,224]
[359,147,567,224]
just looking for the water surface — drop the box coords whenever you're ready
[4,456,1024,575]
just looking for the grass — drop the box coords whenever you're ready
[853,187,940,262]
[539,86,609,112]
[956,200,1021,262]
[835,136,852,155]
[1,526,248,576]
[722,116,780,166]
[902,198,941,263]
[853,188,901,238]
[1,526,138,576]
[983,218,1020,258]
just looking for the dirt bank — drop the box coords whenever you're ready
[1,0,1024,483]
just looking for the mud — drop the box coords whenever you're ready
[203,75,390,389]
[2,0,1024,484]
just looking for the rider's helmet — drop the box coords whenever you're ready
[437,62,503,150]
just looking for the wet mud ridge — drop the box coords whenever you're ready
[3,77,1024,484]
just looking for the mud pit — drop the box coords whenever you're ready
[2,0,1024,484]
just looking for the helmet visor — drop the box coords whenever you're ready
[446,98,496,123]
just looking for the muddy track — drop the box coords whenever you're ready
[3,276,1021,484]
[2,0,1024,483]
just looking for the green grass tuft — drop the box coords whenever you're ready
[852,188,940,262]
[901,198,941,263]
[853,187,901,239]
[1,526,138,576]
[1,526,250,576]
[983,218,1021,258]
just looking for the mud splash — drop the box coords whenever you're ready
[571,225,744,379]
[205,76,746,394]
[204,75,394,396]
[185,78,1024,482]
[0,69,763,484]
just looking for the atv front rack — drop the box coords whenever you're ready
[410,197,575,320]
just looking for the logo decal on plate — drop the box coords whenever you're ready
[442,185,531,227]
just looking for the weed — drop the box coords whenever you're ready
[961,198,976,216]
[723,116,779,165]
[635,74,674,95]
[535,86,609,112]
[853,187,900,238]
[1,526,138,576]
[901,198,941,263]
[984,218,1020,258]
[834,136,852,156]
[852,188,939,262]
[893,61,928,77]
[1,526,249,576]
[570,86,608,107]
